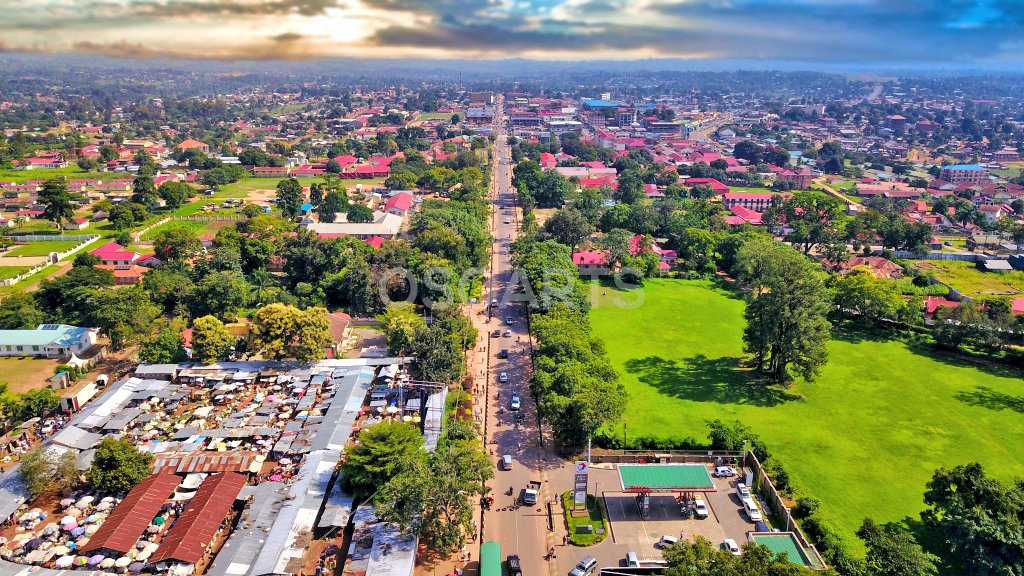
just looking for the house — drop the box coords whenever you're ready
[252,166,290,178]
[939,164,989,185]
[96,264,149,285]
[90,241,141,265]
[572,250,611,276]
[176,139,210,154]
[67,218,90,230]
[979,259,1013,273]
[629,234,676,270]
[325,312,353,359]
[977,204,1008,224]
[304,212,404,240]
[0,324,98,358]
[384,192,414,217]
[722,192,789,211]
[685,178,729,195]
[725,205,763,226]
[924,296,960,320]
[841,256,903,279]
[992,148,1020,163]
[20,156,69,170]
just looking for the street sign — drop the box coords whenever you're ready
[573,461,588,507]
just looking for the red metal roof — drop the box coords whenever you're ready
[82,472,180,555]
[150,473,247,565]
[152,451,256,474]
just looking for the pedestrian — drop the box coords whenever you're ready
[562,535,567,546]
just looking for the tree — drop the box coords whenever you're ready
[191,315,235,362]
[153,226,202,261]
[74,252,101,267]
[735,238,831,382]
[158,181,192,209]
[347,204,374,223]
[131,174,157,206]
[777,192,846,254]
[340,420,424,499]
[20,446,78,499]
[87,437,153,494]
[138,324,186,363]
[922,463,1024,576]
[410,322,465,384]
[317,189,348,224]
[857,518,938,576]
[376,439,493,554]
[276,178,303,219]
[830,267,908,326]
[678,228,717,273]
[39,179,74,230]
[325,158,342,173]
[662,535,817,576]
[187,270,249,320]
[1,388,59,423]
[249,303,332,362]
[86,286,162,350]
[542,207,593,251]
[0,293,44,329]
[77,157,98,171]
[377,303,426,355]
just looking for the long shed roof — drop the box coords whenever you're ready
[150,472,247,565]
[82,472,180,555]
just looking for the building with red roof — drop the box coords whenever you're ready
[727,205,764,226]
[722,192,790,211]
[90,241,142,265]
[175,139,210,153]
[149,473,247,566]
[924,296,960,320]
[572,250,610,276]
[82,472,181,556]
[685,178,729,195]
[97,263,150,285]
[384,192,414,217]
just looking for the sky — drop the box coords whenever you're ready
[1,0,1022,65]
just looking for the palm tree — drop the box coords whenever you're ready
[248,269,275,306]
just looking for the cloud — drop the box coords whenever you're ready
[0,0,1021,63]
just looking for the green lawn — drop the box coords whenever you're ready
[0,167,109,183]
[0,266,32,279]
[914,260,1024,297]
[590,279,1024,551]
[561,492,608,546]
[139,219,230,240]
[5,240,81,256]
[418,112,461,121]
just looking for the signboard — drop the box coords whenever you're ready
[573,461,589,507]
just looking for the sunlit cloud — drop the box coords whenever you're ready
[0,0,1020,62]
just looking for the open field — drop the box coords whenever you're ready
[589,279,1024,550]
[0,167,109,183]
[139,219,233,240]
[914,259,1024,297]
[0,266,33,280]
[5,240,80,256]
[418,112,462,121]
[0,357,62,394]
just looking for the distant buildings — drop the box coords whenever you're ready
[939,164,989,185]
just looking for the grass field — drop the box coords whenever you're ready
[590,279,1024,551]
[139,219,231,240]
[0,167,109,183]
[913,259,1024,297]
[0,266,33,280]
[418,112,462,121]
[0,357,62,394]
[5,240,81,256]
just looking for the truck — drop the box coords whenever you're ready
[60,382,98,413]
[521,480,541,505]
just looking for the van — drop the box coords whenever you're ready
[742,497,763,522]
[502,454,513,470]
[625,552,639,568]
[657,535,679,548]
[507,555,522,576]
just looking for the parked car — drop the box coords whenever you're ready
[505,316,514,325]
[722,539,741,556]
[502,455,513,471]
[657,535,679,548]
[504,329,512,337]
[510,395,521,411]
[694,498,709,519]
[491,299,499,307]
[569,556,597,576]
[713,466,738,477]
[742,497,763,522]
[504,218,511,224]
[736,482,751,499]
[499,349,509,359]
[508,555,522,576]
[492,329,502,337]
[499,372,509,383]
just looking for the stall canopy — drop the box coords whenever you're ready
[150,472,247,565]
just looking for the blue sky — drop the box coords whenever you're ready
[0,0,1021,64]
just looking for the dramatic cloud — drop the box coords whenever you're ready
[0,0,1021,63]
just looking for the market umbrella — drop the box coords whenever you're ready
[75,556,89,566]
[23,538,43,551]
[269,474,283,482]
[100,558,117,569]
[42,523,58,536]
[101,496,115,503]
[142,543,159,555]
[146,525,160,534]
[60,516,76,526]
[115,556,133,568]
[0,537,7,547]
[55,555,75,568]
[71,527,86,537]
[88,554,105,566]
[152,516,166,526]
[67,507,83,518]
[160,503,175,512]
[83,514,99,524]
[136,541,148,550]
[52,545,69,556]
[136,550,153,561]
[128,562,146,572]
[95,501,112,512]
[85,525,99,535]
[62,522,78,532]
[76,496,95,508]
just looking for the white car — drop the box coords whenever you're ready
[722,539,741,555]
[693,498,709,519]
[736,482,751,499]
[510,395,521,411]
[499,372,509,383]
[504,218,511,224]
[742,497,763,522]
[713,466,738,478]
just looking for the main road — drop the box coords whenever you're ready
[477,96,559,576]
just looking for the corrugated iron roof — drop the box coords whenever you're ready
[152,451,256,474]
[150,472,247,565]
[82,472,180,555]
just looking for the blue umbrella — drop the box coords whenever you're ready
[71,527,86,537]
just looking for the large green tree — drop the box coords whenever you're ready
[276,178,303,219]
[857,518,938,576]
[20,446,78,499]
[248,303,332,362]
[153,226,202,262]
[131,174,158,206]
[87,437,153,494]
[662,536,816,576]
[39,179,75,230]
[191,315,235,363]
[735,238,831,383]
[377,303,426,355]
[340,420,424,499]
[542,206,594,251]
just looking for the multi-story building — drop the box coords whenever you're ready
[939,164,990,185]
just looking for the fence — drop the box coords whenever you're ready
[746,451,828,570]
[173,215,247,222]
[0,262,47,286]
[892,250,983,262]
[6,234,98,242]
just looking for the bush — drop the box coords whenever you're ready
[561,491,608,546]
[793,496,821,519]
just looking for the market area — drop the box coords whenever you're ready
[0,358,447,576]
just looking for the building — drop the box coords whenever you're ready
[20,156,68,170]
[304,212,404,240]
[0,324,98,358]
[252,166,291,178]
[992,148,1021,163]
[572,250,610,276]
[615,107,637,127]
[383,192,414,217]
[90,241,142,265]
[722,192,789,211]
[686,178,730,195]
[176,139,210,154]
[465,107,494,125]
[939,164,990,185]
[97,263,149,285]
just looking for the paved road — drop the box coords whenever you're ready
[477,96,561,576]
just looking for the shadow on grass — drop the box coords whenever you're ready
[953,386,1024,414]
[623,354,802,407]
[896,516,962,576]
